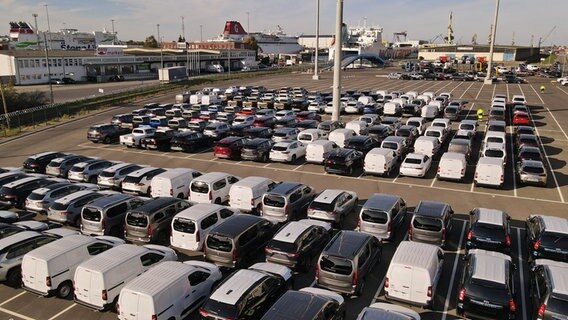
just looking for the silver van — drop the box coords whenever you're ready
[261,182,315,224]
[81,194,145,237]
[358,193,407,241]
[409,201,454,248]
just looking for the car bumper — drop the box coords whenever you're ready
[385,290,432,308]
[74,298,107,311]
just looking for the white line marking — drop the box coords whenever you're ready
[441,220,468,320]
[293,164,305,171]
[0,306,36,320]
[508,115,518,198]
[517,228,527,320]
[430,176,437,187]
[47,304,76,320]
[546,108,568,140]
[0,292,26,306]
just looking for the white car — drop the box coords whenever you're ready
[458,120,478,137]
[269,141,306,163]
[324,101,346,114]
[232,115,256,126]
[406,117,427,135]
[308,101,326,113]
[275,110,296,120]
[399,153,432,178]
[345,101,364,114]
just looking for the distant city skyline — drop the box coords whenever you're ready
[2,0,566,46]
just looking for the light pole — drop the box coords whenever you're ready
[0,77,9,129]
[246,12,250,32]
[484,0,500,85]
[43,33,54,106]
[44,4,51,49]
[313,0,320,80]
[200,25,203,42]
[157,24,164,81]
[111,19,115,45]
[32,13,40,48]
[331,0,344,121]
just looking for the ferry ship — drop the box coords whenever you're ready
[215,21,302,55]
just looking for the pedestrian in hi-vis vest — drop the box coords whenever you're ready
[477,108,484,122]
[540,85,546,93]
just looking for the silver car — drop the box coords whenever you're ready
[25,183,96,214]
[517,160,547,186]
[47,190,107,227]
[307,189,358,227]
[409,201,454,248]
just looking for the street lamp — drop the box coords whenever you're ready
[312,0,320,80]
[157,24,164,81]
[331,0,344,121]
[484,0,500,85]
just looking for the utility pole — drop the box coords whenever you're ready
[485,0,500,85]
[0,77,9,129]
[200,25,203,42]
[312,0,320,80]
[182,16,189,78]
[331,0,343,121]
[246,12,250,32]
[43,33,54,105]
[157,24,164,81]
[111,19,115,45]
[44,4,51,50]
[32,13,40,48]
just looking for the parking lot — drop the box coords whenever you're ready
[0,68,567,319]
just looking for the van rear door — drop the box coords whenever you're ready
[75,268,104,307]
[119,290,154,320]
[410,269,430,305]
[171,217,198,250]
[22,256,49,293]
[390,265,412,301]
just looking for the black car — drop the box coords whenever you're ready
[324,148,364,175]
[170,131,210,153]
[296,111,321,121]
[230,123,252,136]
[517,145,543,163]
[22,152,65,173]
[241,138,274,162]
[0,177,60,209]
[368,125,393,143]
[395,125,419,146]
[504,75,527,84]
[265,220,332,270]
[402,104,421,117]
[87,123,131,144]
[345,136,379,154]
[452,72,474,81]
[526,215,568,263]
[243,127,273,139]
[297,120,319,131]
[260,289,345,320]
[529,260,568,320]
[457,249,516,320]
[213,136,245,160]
[274,116,297,129]
[466,208,512,254]
[140,129,175,151]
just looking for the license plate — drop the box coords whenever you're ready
[171,147,183,151]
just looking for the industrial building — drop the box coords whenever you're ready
[418,44,540,62]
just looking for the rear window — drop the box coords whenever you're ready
[397,129,410,137]
[298,134,312,141]
[263,195,286,208]
[412,216,442,231]
[361,210,388,224]
[426,131,440,138]
[405,158,423,165]
[548,294,568,315]
[82,207,102,221]
[99,170,115,178]
[472,222,505,240]
[319,124,330,131]
[382,142,397,150]
[27,192,45,201]
[272,145,288,152]
[522,165,544,174]
[172,218,196,234]
[309,201,335,212]
[485,149,504,158]
[50,202,68,211]
[407,121,420,128]
[126,212,148,227]
[460,124,474,130]
[268,240,297,253]
[206,235,233,252]
[320,255,353,275]
[69,166,84,172]
[487,137,504,144]
[191,181,210,193]
[540,232,568,248]
[122,175,142,184]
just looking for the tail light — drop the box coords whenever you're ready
[208,190,212,200]
[284,204,289,216]
[315,264,320,279]
[467,230,473,240]
[387,221,392,233]
[534,240,541,250]
[102,289,108,301]
[352,270,358,288]
[151,315,157,320]
[475,172,478,179]
[169,188,173,196]
[384,163,387,170]
[458,288,466,301]
[199,309,210,317]
[460,168,464,176]
[509,298,516,312]
[136,182,145,186]
[265,247,274,254]
[196,230,200,242]
[437,167,441,173]
[232,248,238,264]
[147,224,152,237]
[505,235,511,246]
[500,174,504,183]
[537,303,546,317]
[357,219,362,229]
[427,286,432,297]
[46,276,52,287]
[251,198,254,206]
[442,228,446,241]
[287,252,299,258]
[408,222,413,236]
[116,303,120,315]
[384,277,389,288]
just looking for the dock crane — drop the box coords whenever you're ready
[538,25,556,48]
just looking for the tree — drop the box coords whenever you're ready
[243,35,259,60]
[144,35,158,48]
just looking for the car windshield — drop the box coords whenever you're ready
[405,158,423,165]
[445,108,458,114]
[190,181,209,193]
[126,212,148,227]
[407,121,420,128]
[472,222,505,240]
[320,255,353,275]
[318,124,330,131]
[82,207,102,222]
[461,124,474,130]
[382,142,398,150]
[412,216,442,231]
[520,151,541,161]
[298,134,312,141]
[206,235,233,252]
[172,218,196,234]
[263,195,286,208]
[397,130,410,137]
[361,210,388,224]
[487,137,504,144]
[540,232,568,248]
[426,131,440,138]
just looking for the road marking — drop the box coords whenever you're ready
[293,163,305,171]
[441,220,468,320]
[546,109,568,140]
[508,113,518,198]
[47,304,76,320]
[430,176,437,187]
[263,163,271,168]
[77,142,568,205]
[517,228,527,320]
[0,307,35,320]
[0,292,26,306]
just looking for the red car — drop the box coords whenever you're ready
[238,106,257,116]
[252,116,276,128]
[213,137,245,160]
[513,111,530,126]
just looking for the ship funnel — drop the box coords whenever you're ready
[223,21,247,35]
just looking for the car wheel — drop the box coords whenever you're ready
[109,226,121,238]
[103,136,111,144]
[146,187,152,196]
[57,280,73,299]
[73,216,82,228]
[89,176,97,184]
[177,193,184,199]
[261,153,268,163]
[158,231,169,246]
[214,198,222,205]
[254,204,262,216]
[6,267,21,287]
[291,155,297,164]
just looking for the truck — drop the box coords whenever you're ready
[119,126,156,148]
[158,66,187,82]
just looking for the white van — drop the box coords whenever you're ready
[229,177,277,213]
[189,172,240,204]
[385,241,444,308]
[417,94,431,105]
[170,203,238,251]
[21,234,124,298]
[364,148,398,176]
[482,131,506,150]
[328,128,356,148]
[383,102,402,116]
[421,105,438,119]
[150,168,201,199]
[437,152,467,181]
[74,244,177,311]
[117,261,222,320]
[298,129,325,143]
[429,101,444,112]
[474,157,504,188]
[306,140,339,164]
[413,136,441,158]
[345,120,369,135]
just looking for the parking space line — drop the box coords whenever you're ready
[293,164,304,171]
[441,220,467,320]
[0,307,35,320]
[517,228,527,320]
[430,176,437,187]
[546,107,568,140]
[263,163,271,168]
[47,304,76,320]
[508,117,518,198]
[0,291,26,306]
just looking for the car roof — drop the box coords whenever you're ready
[272,221,312,244]
[86,193,133,208]
[209,269,267,305]
[540,215,568,235]
[329,148,355,157]
[126,167,160,177]
[54,190,99,205]
[475,208,505,226]
[314,189,346,204]
[415,200,448,217]
[521,160,545,168]
[324,231,371,258]
[0,231,40,250]
[364,193,401,211]
[193,172,230,182]
[262,290,329,319]
[391,241,441,268]
[383,136,405,143]
[129,197,181,215]
[470,249,511,285]
[536,261,568,296]
[210,214,265,237]
[268,182,303,195]
[123,261,195,296]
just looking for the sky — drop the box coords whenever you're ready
[1,0,566,46]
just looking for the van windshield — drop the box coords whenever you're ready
[206,235,233,252]
[320,255,353,275]
[191,181,209,193]
[172,218,196,234]
[361,210,388,224]
[82,207,102,222]
[263,195,285,208]
[412,216,442,231]
[487,137,504,144]
[460,124,474,130]
[126,212,148,227]
[382,142,398,150]
[485,149,504,158]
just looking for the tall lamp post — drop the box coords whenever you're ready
[43,33,54,105]
[312,0,320,80]
[484,0,500,85]
[331,0,344,121]
[157,24,164,82]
